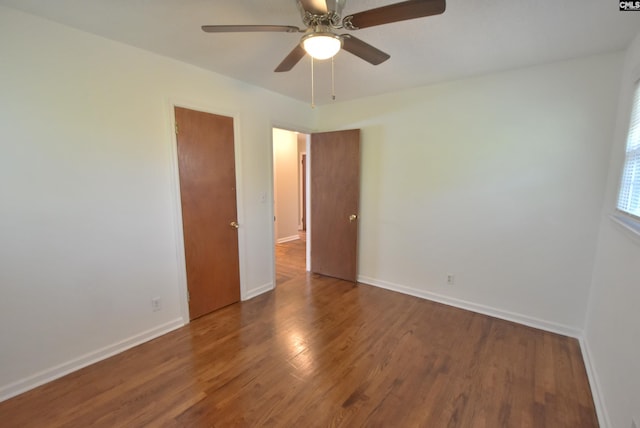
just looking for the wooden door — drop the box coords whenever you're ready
[310,129,360,282]
[174,106,241,320]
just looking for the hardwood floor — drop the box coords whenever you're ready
[1,240,598,427]
[275,237,306,284]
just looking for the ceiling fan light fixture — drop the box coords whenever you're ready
[302,33,343,60]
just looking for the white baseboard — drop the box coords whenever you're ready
[578,337,611,428]
[0,318,185,403]
[357,275,582,338]
[358,276,610,425]
[243,282,274,301]
[276,235,300,244]
[1,276,607,425]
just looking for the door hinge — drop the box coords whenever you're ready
[175,122,179,135]
[187,290,190,302]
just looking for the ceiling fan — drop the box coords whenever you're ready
[201,0,446,72]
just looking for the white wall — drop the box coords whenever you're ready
[0,6,313,400]
[316,53,623,333]
[273,128,300,242]
[1,5,635,420]
[584,32,640,428]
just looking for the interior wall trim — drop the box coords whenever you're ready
[276,235,301,244]
[1,276,606,424]
[357,275,582,338]
[0,318,185,403]
[243,282,274,301]
[579,337,611,428]
[359,274,609,426]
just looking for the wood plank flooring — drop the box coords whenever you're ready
[275,237,306,285]
[0,239,598,427]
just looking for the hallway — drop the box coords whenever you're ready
[275,235,306,284]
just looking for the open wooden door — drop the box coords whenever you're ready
[310,129,360,282]
[175,107,241,320]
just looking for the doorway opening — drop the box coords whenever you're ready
[272,127,361,286]
[272,128,309,285]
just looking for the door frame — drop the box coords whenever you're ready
[270,124,313,287]
[168,99,247,323]
[299,151,306,232]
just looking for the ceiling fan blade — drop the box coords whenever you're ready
[202,25,303,33]
[343,0,445,30]
[275,44,307,72]
[341,35,390,65]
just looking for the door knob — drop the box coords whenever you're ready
[349,214,358,222]
[230,221,239,229]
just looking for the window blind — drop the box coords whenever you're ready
[617,80,640,219]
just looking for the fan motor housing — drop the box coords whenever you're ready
[297,0,347,28]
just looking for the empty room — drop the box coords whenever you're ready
[1,1,639,427]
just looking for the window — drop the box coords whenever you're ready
[617,80,640,220]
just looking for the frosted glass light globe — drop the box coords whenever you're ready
[302,34,342,60]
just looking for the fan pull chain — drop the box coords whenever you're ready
[311,56,315,109]
[331,56,336,101]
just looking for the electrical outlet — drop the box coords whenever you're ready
[447,274,455,285]
[151,297,161,312]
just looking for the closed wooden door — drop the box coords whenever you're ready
[175,106,240,320]
[310,129,360,282]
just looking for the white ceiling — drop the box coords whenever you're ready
[2,0,639,105]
